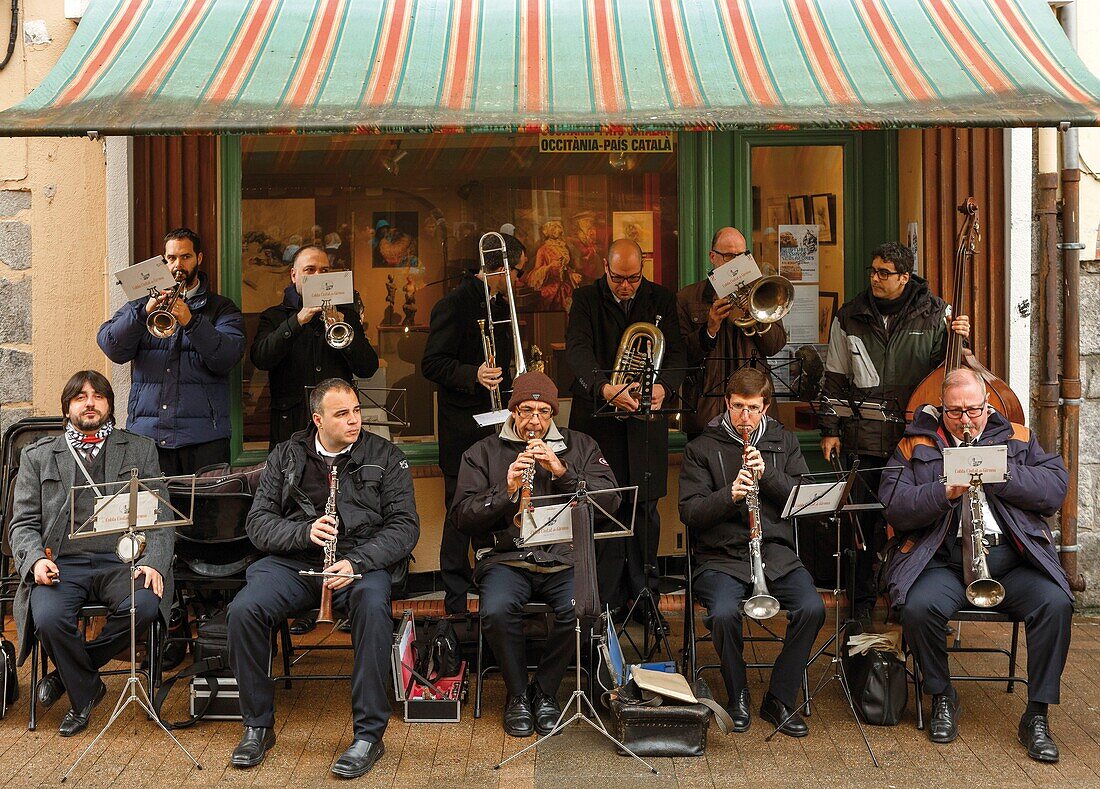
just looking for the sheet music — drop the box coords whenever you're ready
[301,271,354,308]
[519,504,573,546]
[708,254,764,299]
[782,481,846,519]
[942,445,1008,486]
[115,256,175,300]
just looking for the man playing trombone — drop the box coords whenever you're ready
[422,230,523,615]
[97,227,245,475]
[451,371,618,737]
[679,368,824,737]
[880,368,1071,761]
[227,378,419,778]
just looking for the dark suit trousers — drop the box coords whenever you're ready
[900,542,1072,704]
[31,553,161,710]
[596,499,660,608]
[850,454,885,612]
[478,564,576,699]
[440,473,473,614]
[227,556,393,741]
[694,566,825,709]
[157,438,230,476]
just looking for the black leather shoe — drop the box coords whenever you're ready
[759,693,809,738]
[231,726,276,768]
[58,679,106,737]
[1018,715,1059,762]
[331,740,384,779]
[929,692,960,744]
[289,615,317,635]
[37,670,66,710]
[726,688,751,733]
[528,683,563,735]
[503,693,535,738]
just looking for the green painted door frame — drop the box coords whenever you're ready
[221,130,897,466]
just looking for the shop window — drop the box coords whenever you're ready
[238,133,678,453]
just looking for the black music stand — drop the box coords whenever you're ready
[761,464,900,767]
[494,484,656,774]
[592,359,694,664]
[62,471,201,782]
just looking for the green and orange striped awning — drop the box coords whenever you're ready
[0,0,1097,136]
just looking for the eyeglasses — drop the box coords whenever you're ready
[729,404,764,415]
[866,266,904,280]
[711,249,750,263]
[607,271,643,285]
[943,404,987,419]
[517,406,554,418]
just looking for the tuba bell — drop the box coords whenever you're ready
[727,275,795,336]
[610,321,665,414]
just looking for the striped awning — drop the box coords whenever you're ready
[0,0,1097,136]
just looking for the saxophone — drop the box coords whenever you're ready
[960,426,1006,608]
[741,426,780,620]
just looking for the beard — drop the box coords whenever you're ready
[71,410,108,432]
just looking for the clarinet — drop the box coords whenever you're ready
[741,425,780,620]
[318,468,339,624]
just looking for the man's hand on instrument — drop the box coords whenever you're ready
[134,566,164,597]
[651,383,667,411]
[32,557,60,586]
[323,559,356,591]
[170,298,193,329]
[507,453,535,496]
[706,298,737,336]
[527,439,567,477]
[309,514,339,547]
[477,363,504,390]
[601,382,640,412]
[946,484,968,501]
[820,437,841,462]
[731,467,755,503]
[948,313,970,339]
[297,305,323,326]
[742,445,765,479]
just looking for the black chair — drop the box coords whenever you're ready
[1,418,66,621]
[681,525,812,714]
[907,608,1025,730]
[28,606,162,731]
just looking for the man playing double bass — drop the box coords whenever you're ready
[818,242,969,625]
[880,368,1071,762]
[565,238,686,624]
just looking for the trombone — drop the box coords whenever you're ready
[146,271,186,339]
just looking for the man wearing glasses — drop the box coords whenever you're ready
[818,241,969,627]
[677,227,788,440]
[452,372,618,737]
[880,368,1070,762]
[565,238,687,624]
[679,367,824,735]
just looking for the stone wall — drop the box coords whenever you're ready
[1077,259,1100,606]
[0,189,32,436]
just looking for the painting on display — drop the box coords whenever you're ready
[371,212,420,268]
[613,211,656,280]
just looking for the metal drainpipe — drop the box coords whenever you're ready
[1037,172,1060,455]
[1058,1,1085,591]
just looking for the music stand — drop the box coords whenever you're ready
[495,484,656,774]
[592,359,694,664]
[61,470,201,782]
[761,464,900,767]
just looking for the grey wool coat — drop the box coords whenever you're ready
[7,429,175,664]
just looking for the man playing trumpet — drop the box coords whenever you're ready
[679,368,823,736]
[452,372,618,737]
[880,368,1071,761]
[227,378,419,778]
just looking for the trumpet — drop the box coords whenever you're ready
[741,425,780,620]
[960,426,1006,608]
[321,298,354,349]
[146,271,186,339]
[726,275,794,336]
[610,320,665,415]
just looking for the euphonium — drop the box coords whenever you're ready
[514,431,537,529]
[146,271,186,339]
[609,321,665,414]
[317,468,340,624]
[321,298,354,349]
[960,426,1006,608]
[741,425,780,620]
[727,275,795,336]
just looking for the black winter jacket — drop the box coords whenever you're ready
[249,285,379,448]
[679,418,809,583]
[245,427,419,575]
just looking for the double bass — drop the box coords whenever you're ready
[906,198,1024,423]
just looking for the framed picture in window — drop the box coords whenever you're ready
[810,193,837,245]
[818,290,839,342]
[788,195,809,225]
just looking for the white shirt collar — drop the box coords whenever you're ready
[315,436,353,459]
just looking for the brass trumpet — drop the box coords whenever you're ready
[726,275,794,336]
[146,272,186,339]
[321,298,354,349]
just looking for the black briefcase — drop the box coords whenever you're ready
[609,679,715,757]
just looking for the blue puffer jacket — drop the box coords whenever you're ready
[97,272,245,449]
